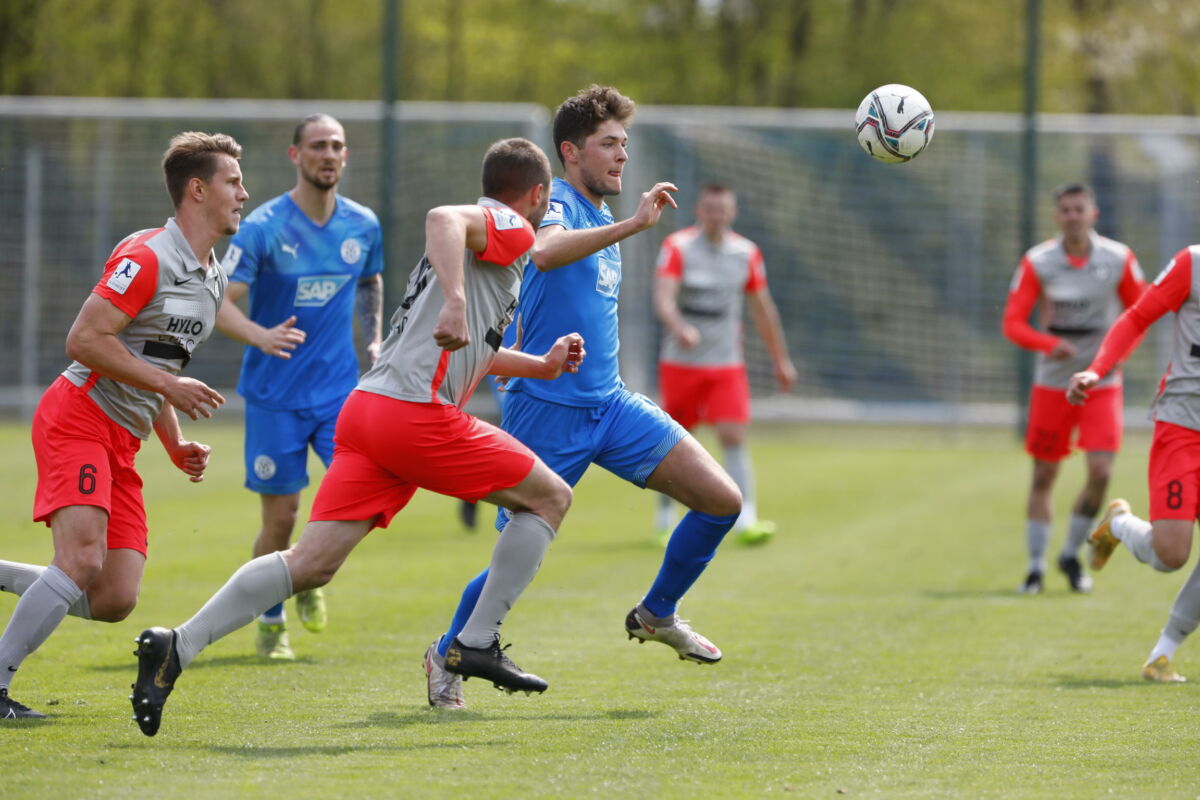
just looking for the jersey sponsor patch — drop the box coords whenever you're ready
[223,244,243,271]
[340,238,362,264]
[295,274,352,307]
[543,200,566,226]
[106,259,142,294]
[596,255,619,297]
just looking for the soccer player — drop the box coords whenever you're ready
[130,138,584,736]
[0,132,243,719]
[652,184,796,546]
[1069,244,1200,682]
[215,114,384,660]
[425,86,742,710]
[1002,183,1145,595]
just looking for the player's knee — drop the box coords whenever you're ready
[1157,542,1190,572]
[695,481,742,518]
[55,550,106,589]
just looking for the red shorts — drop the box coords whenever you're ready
[309,390,536,530]
[1025,383,1122,462]
[658,362,751,431]
[32,376,148,555]
[1148,421,1200,521]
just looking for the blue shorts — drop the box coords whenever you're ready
[495,387,687,529]
[243,394,348,495]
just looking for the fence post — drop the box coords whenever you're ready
[22,147,42,421]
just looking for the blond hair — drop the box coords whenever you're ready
[162,132,243,207]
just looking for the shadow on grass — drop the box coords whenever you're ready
[1048,673,1155,690]
[85,654,319,673]
[340,707,661,729]
[920,588,1029,600]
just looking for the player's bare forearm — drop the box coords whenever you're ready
[490,335,584,380]
[489,348,549,378]
[215,294,260,347]
[750,291,791,364]
[530,220,642,271]
[152,403,185,448]
[356,273,384,355]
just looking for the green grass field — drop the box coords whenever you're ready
[2,420,1198,798]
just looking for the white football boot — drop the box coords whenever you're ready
[624,606,722,664]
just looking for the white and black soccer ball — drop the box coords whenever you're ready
[854,84,935,163]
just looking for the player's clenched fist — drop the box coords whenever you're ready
[1066,370,1099,406]
[166,440,211,482]
[433,298,470,351]
[165,376,225,420]
[543,333,586,379]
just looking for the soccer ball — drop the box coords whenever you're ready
[854,84,935,163]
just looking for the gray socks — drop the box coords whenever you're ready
[723,443,755,529]
[1061,513,1093,560]
[1164,560,1200,645]
[175,552,293,669]
[1026,519,1051,573]
[0,560,91,619]
[0,565,82,689]
[457,512,555,649]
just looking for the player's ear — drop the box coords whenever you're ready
[187,175,206,204]
[559,140,577,165]
[287,144,300,165]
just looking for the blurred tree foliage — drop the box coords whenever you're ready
[2,0,1198,113]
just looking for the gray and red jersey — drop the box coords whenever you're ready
[1002,232,1144,389]
[357,198,534,408]
[656,226,767,367]
[1090,246,1200,431]
[62,218,227,440]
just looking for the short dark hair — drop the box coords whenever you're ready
[1053,182,1095,202]
[699,183,734,199]
[481,138,551,201]
[552,85,636,166]
[293,113,341,145]
[162,132,242,208]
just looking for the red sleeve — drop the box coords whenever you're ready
[1117,249,1147,308]
[744,246,767,292]
[92,234,160,319]
[656,237,683,279]
[476,206,535,266]
[1090,248,1192,378]
[1001,257,1060,353]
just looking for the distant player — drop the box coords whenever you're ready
[425,86,742,710]
[1069,244,1200,682]
[0,132,242,719]
[130,138,584,735]
[653,184,796,546]
[216,114,384,660]
[1002,183,1145,594]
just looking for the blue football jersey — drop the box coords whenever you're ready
[222,192,384,409]
[507,178,624,406]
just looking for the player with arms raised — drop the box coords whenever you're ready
[1002,183,1144,594]
[0,132,242,719]
[425,86,742,710]
[1070,244,1200,682]
[216,114,384,660]
[129,138,585,735]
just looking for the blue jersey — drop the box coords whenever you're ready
[222,192,384,410]
[508,178,623,406]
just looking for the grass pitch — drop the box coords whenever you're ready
[1,420,1198,798]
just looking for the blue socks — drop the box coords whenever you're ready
[260,602,284,623]
[436,568,489,657]
[642,510,737,618]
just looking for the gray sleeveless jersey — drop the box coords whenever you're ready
[1024,232,1139,389]
[62,218,227,440]
[1153,246,1200,431]
[657,227,766,366]
[357,199,527,408]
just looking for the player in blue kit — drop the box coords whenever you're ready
[424,86,742,709]
[216,114,383,660]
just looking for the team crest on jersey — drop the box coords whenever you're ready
[340,238,362,264]
[295,274,351,306]
[253,455,276,481]
[106,259,142,294]
[1090,263,1110,282]
[595,255,619,297]
[223,244,243,271]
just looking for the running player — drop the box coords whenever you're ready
[425,86,742,710]
[1002,183,1144,594]
[1069,244,1200,682]
[130,138,584,735]
[216,114,384,660]
[0,132,242,719]
[653,184,796,546]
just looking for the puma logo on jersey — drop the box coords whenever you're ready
[281,242,300,259]
[295,274,351,307]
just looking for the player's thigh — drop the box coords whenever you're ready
[645,433,741,515]
[481,456,571,530]
[244,403,313,495]
[593,390,688,488]
[1147,421,1200,525]
[86,547,147,621]
[1025,385,1080,462]
[1077,385,1123,455]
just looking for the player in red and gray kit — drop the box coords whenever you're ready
[129,138,586,734]
[1002,183,1145,595]
[653,184,796,546]
[0,132,244,719]
[1070,244,1200,682]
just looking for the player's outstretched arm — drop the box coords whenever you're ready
[530,182,678,271]
[490,334,585,380]
[66,293,224,419]
[426,205,490,351]
[215,282,306,359]
[748,288,797,392]
[152,404,211,483]
[356,273,384,363]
